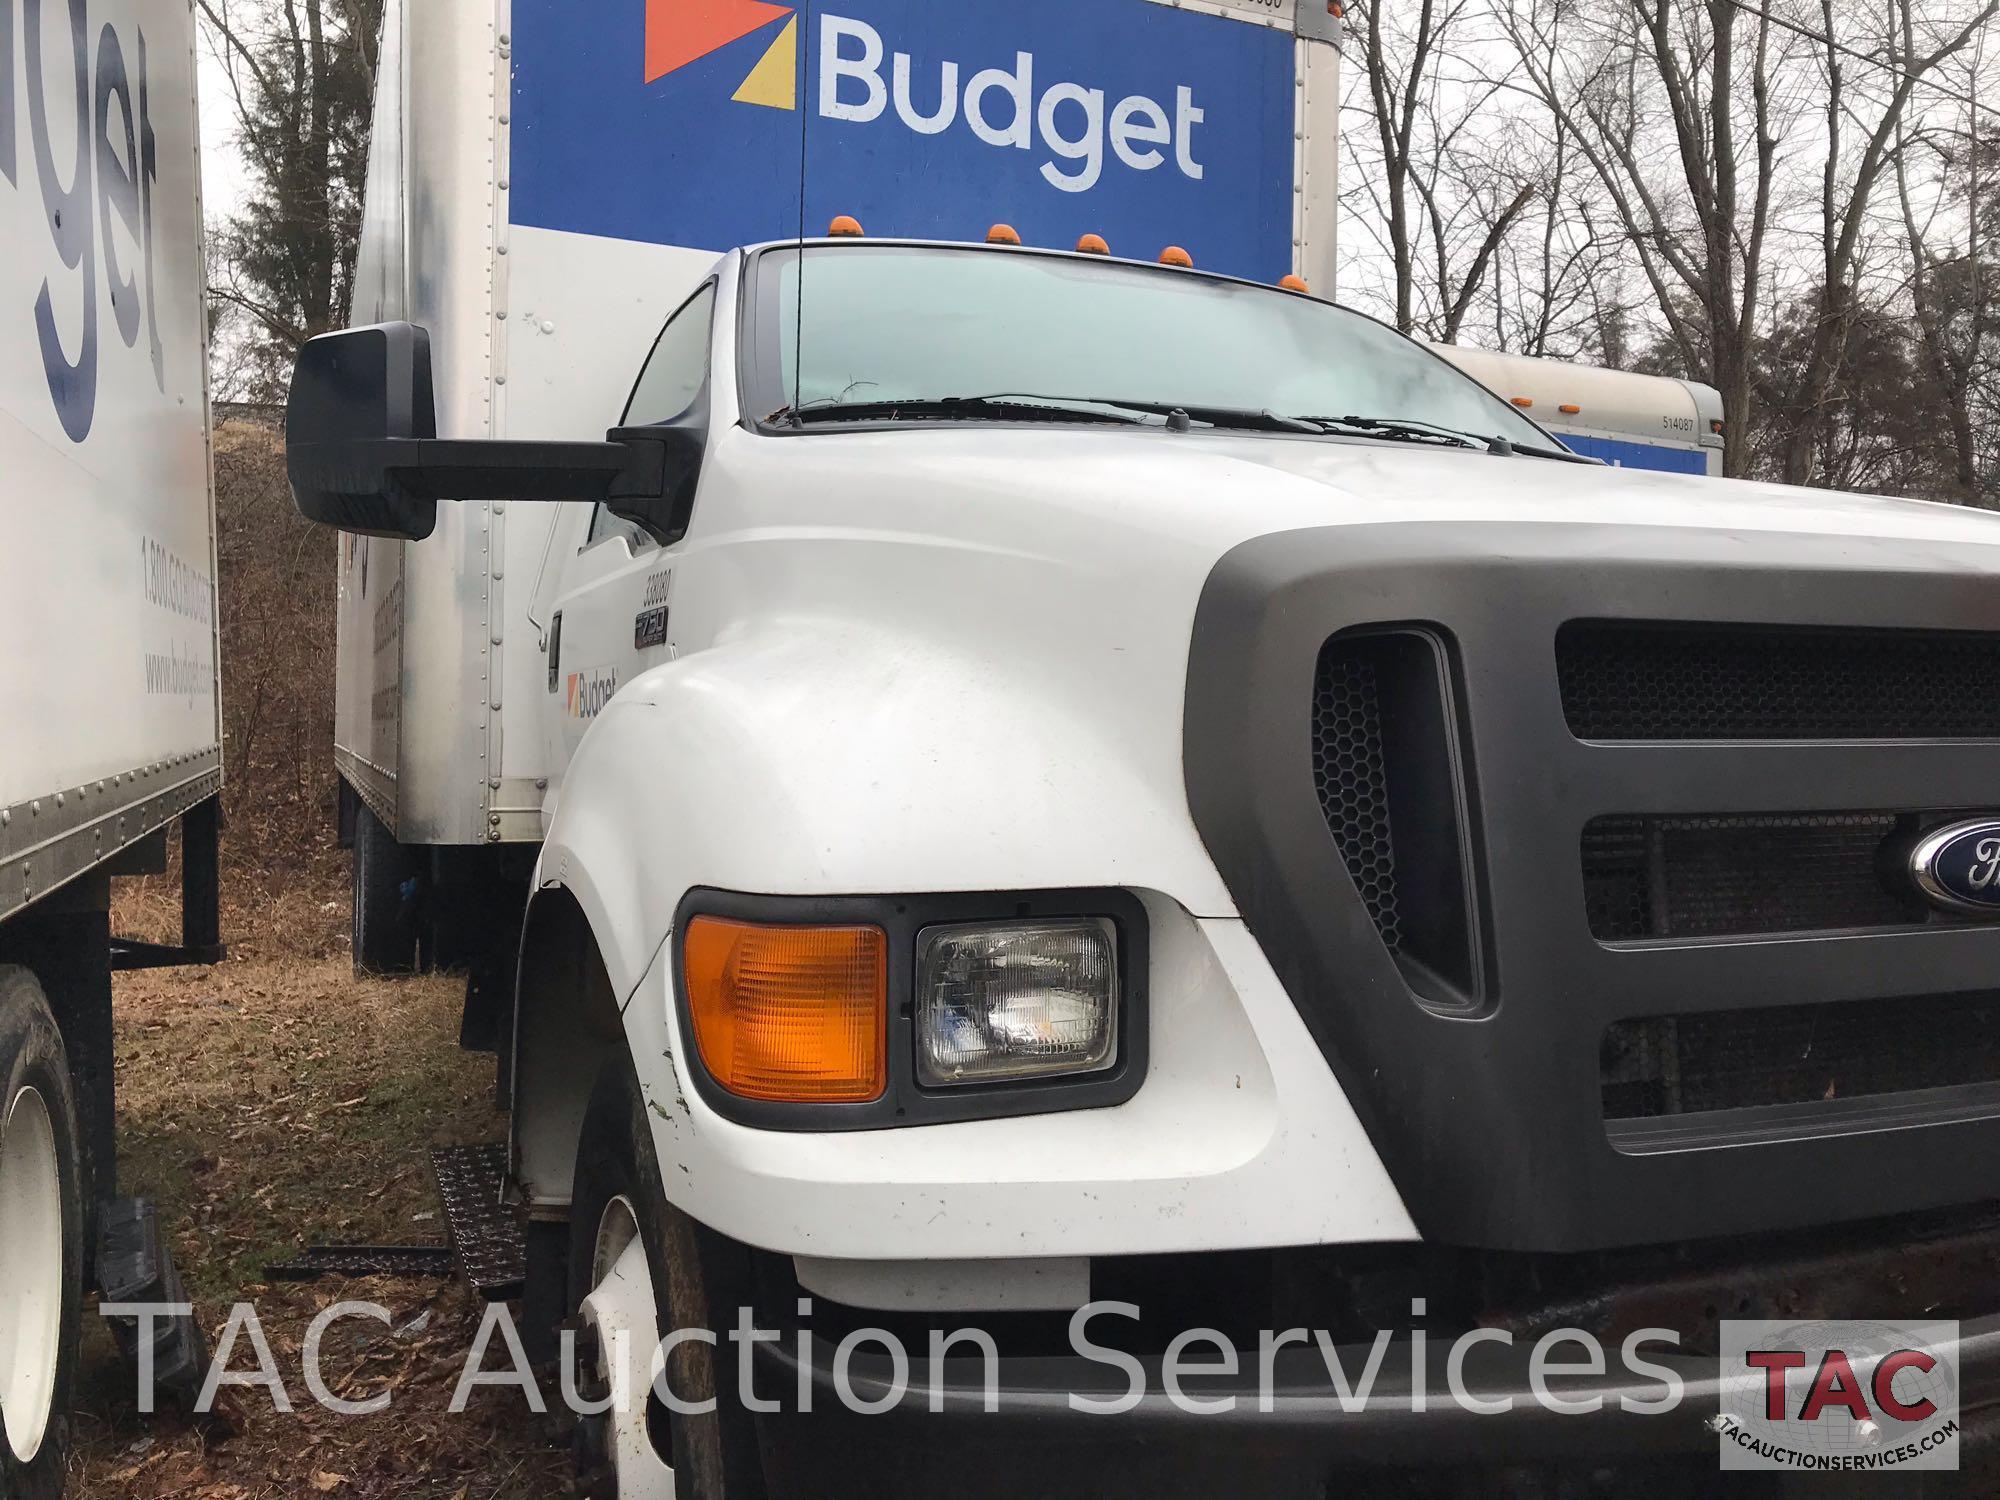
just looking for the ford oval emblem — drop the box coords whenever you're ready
[1911,820,2000,917]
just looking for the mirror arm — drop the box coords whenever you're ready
[349,437,638,502]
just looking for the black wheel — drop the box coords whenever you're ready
[351,799,420,976]
[0,967,84,1500]
[567,1060,767,1499]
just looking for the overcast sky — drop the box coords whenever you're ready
[197,45,249,226]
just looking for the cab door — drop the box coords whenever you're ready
[541,281,717,780]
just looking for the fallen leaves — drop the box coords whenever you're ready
[76,954,570,1499]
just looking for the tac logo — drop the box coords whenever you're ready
[644,0,799,110]
[1718,1320,1960,1473]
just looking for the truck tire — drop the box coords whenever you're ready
[0,968,83,1500]
[568,1061,767,1500]
[351,801,420,977]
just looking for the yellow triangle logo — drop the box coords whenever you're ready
[732,15,796,110]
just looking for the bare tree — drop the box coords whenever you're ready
[1775,0,2000,484]
[1891,24,1998,500]
[1494,0,1795,475]
[1344,0,1540,340]
[1475,31,1635,360]
[200,0,383,396]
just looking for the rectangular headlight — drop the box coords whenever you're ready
[915,919,1118,1087]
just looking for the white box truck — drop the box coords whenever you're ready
[299,0,2000,1493]
[1431,343,1726,477]
[1,0,216,1491]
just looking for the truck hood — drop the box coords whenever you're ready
[732,425,2000,565]
[575,420,2000,1003]
[1071,427,2000,553]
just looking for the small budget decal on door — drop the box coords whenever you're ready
[565,668,620,720]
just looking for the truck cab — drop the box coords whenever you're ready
[530,237,1583,800]
[289,229,2000,1497]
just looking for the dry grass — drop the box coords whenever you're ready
[69,896,571,1497]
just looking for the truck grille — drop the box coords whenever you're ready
[1557,622,2000,741]
[1582,812,1930,940]
[1311,631,1482,1002]
[1312,640,1401,949]
[1187,523,2000,1248]
[1602,991,2000,1120]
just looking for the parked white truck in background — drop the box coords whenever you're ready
[1432,344,1726,477]
[1,0,217,1492]
[296,0,2000,1494]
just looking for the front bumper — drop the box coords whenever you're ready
[756,1315,2000,1497]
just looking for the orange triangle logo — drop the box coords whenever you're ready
[645,0,794,84]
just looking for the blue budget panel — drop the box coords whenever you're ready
[1559,433,1713,476]
[511,0,1298,283]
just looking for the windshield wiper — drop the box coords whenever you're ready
[1075,399,1326,435]
[772,395,1590,462]
[772,394,1147,427]
[773,393,1320,435]
[1308,414,1593,463]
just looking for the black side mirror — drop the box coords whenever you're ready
[287,324,670,540]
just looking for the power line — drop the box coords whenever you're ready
[1485,1,1998,126]
[1716,0,2000,122]
[1535,0,1999,121]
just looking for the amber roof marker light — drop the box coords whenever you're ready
[1076,233,1110,255]
[827,214,865,237]
[987,223,1023,246]
[1279,274,1310,293]
[1159,246,1194,268]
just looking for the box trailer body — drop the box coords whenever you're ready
[1431,342,1726,476]
[0,0,220,890]
[1,0,217,1488]
[298,1,2000,1494]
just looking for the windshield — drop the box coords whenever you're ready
[752,244,1552,446]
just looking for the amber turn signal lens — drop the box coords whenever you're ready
[684,918,887,1103]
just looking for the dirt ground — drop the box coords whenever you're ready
[69,872,572,1498]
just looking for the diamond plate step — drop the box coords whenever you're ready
[266,1243,457,1281]
[430,1141,527,1300]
